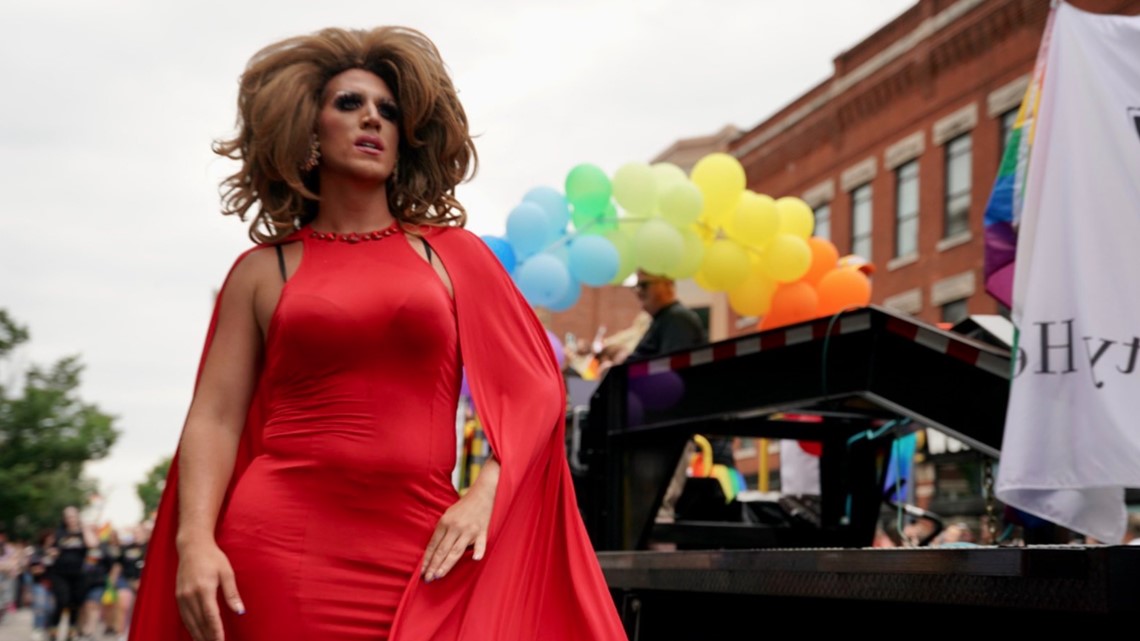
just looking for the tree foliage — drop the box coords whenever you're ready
[137,456,172,520]
[0,310,119,538]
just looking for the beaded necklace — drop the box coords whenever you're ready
[309,219,401,244]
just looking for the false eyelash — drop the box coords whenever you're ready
[378,101,400,121]
[334,93,364,111]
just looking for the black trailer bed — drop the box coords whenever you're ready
[597,545,1140,635]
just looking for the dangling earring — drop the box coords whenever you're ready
[302,135,320,172]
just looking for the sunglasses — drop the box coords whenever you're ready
[634,278,665,290]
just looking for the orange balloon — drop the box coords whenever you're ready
[802,237,840,287]
[816,267,872,317]
[758,281,819,330]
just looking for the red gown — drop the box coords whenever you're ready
[129,225,628,640]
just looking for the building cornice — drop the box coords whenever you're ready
[731,0,1045,163]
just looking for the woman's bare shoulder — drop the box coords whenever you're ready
[221,242,294,295]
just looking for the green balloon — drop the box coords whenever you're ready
[612,162,657,215]
[572,201,618,234]
[565,164,612,216]
[633,219,684,276]
[664,226,706,279]
[659,181,704,227]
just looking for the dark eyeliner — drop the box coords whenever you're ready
[378,100,400,120]
[334,92,363,111]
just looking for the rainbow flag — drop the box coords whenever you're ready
[983,7,1057,308]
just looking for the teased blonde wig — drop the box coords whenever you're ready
[213,26,477,243]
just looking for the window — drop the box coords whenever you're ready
[941,299,969,325]
[813,203,831,240]
[944,134,972,239]
[850,184,872,262]
[693,306,711,334]
[894,160,919,259]
[999,108,1018,159]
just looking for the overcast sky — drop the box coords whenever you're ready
[1,0,915,528]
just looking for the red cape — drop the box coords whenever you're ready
[129,227,627,640]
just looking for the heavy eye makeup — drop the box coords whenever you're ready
[333,92,400,121]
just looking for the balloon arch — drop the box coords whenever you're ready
[481,153,872,330]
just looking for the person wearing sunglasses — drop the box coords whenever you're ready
[627,270,707,361]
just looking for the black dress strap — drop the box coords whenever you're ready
[274,245,287,282]
[421,237,433,264]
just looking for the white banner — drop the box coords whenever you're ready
[997,2,1140,545]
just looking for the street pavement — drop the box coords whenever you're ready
[0,608,84,641]
[0,608,33,641]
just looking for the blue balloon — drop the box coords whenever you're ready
[568,235,619,286]
[546,277,581,312]
[545,244,570,265]
[523,186,571,237]
[514,254,571,307]
[480,235,516,273]
[506,202,551,258]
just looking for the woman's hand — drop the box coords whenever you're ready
[422,458,500,582]
[175,539,245,641]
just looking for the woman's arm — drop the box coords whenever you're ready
[176,252,264,549]
[421,455,500,582]
[174,249,274,641]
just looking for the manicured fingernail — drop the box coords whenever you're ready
[425,573,434,582]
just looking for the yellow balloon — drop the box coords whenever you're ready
[692,220,717,245]
[728,268,778,317]
[762,233,812,283]
[700,196,740,234]
[728,191,779,248]
[699,239,750,291]
[693,268,718,292]
[690,153,746,222]
[776,196,815,239]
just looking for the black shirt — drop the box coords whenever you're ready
[50,528,88,576]
[629,301,706,361]
[119,543,146,581]
[87,542,117,585]
[627,302,735,466]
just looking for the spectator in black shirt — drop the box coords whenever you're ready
[113,527,147,638]
[627,270,707,361]
[46,506,98,640]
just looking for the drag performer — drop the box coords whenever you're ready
[129,26,627,641]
